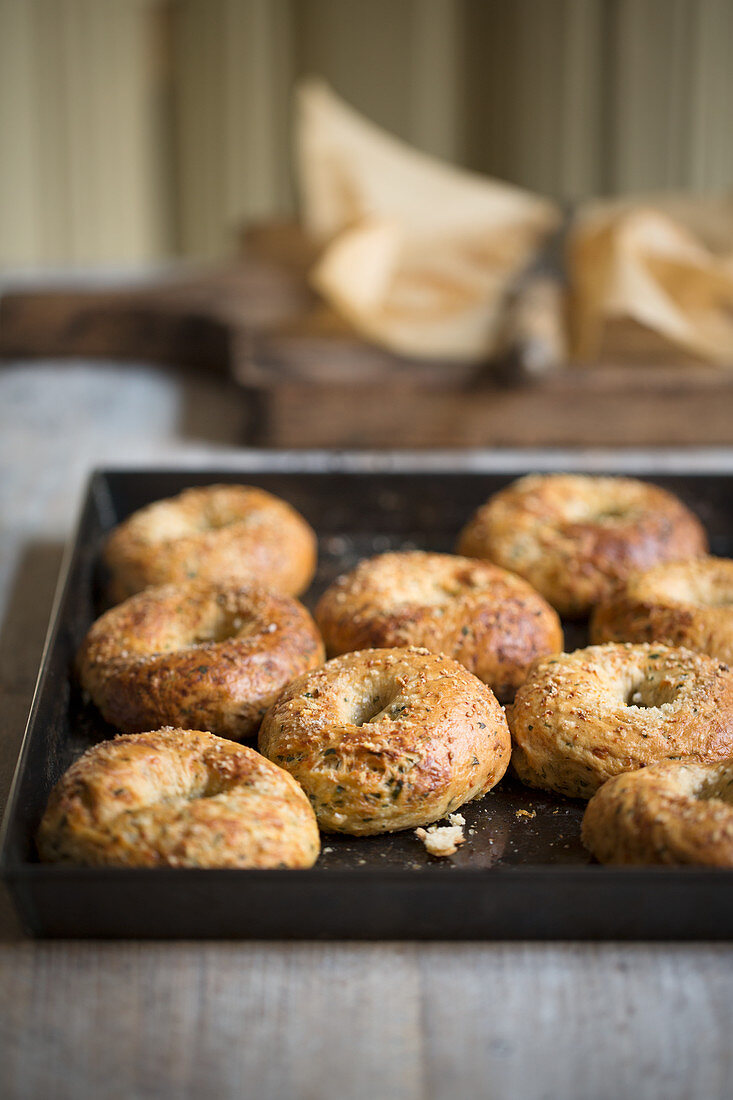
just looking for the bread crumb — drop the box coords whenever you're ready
[415,824,465,857]
[447,812,466,827]
[516,808,536,819]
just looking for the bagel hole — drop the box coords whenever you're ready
[561,497,636,526]
[393,579,459,607]
[624,678,680,709]
[201,505,242,532]
[139,508,203,544]
[592,507,633,524]
[188,608,257,646]
[351,683,402,726]
[352,692,392,726]
[141,502,244,545]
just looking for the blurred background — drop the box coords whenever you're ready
[1,0,732,451]
[2,0,732,269]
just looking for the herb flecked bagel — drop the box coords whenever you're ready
[78,581,325,739]
[582,759,733,866]
[258,646,511,835]
[457,474,707,616]
[314,551,562,702]
[591,557,733,665]
[104,484,317,602]
[508,642,733,799]
[36,728,320,868]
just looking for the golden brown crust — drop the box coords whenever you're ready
[37,728,321,869]
[78,581,325,739]
[457,474,708,617]
[508,642,733,799]
[104,484,317,602]
[582,759,733,866]
[591,557,733,664]
[258,646,511,835]
[314,551,563,702]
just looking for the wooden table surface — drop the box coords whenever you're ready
[2,357,733,1100]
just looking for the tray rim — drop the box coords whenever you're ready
[5,448,733,932]
[57,445,733,475]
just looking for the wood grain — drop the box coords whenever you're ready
[0,258,312,369]
[250,367,733,448]
[1,942,732,1100]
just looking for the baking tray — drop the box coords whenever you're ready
[3,451,733,940]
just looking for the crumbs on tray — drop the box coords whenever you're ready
[415,814,466,858]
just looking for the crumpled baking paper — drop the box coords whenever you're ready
[295,79,559,362]
[568,193,733,364]
[296,79,733,367]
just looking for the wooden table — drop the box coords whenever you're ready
[2,357,733,1100]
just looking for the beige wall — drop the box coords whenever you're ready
[1,0,731,267]
[0,0,170,266]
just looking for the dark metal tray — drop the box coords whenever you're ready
[3,451,733,939]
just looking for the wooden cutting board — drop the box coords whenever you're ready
[0,243,313,373]
[2,221,733,447]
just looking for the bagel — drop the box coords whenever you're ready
[104,484,317,602]
[457,474,707,616]
[591,557,733,665]
[582,759,733,866]
[78,581,325,739]
[314,551,562,701]
[508,642,733,798]
[259,646,511,835]
[37,728,320,868]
